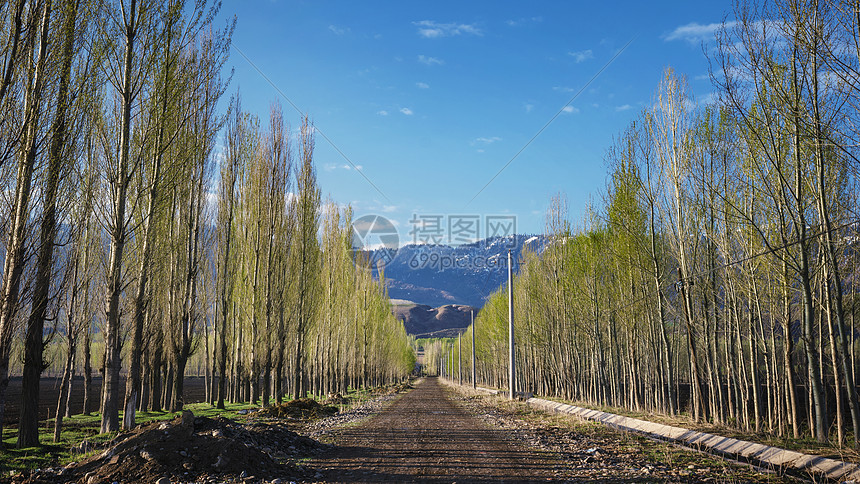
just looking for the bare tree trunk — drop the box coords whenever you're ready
[124,74,168,429]
[172,155,205,411]
[678,268,706,422]
[12,0,53,448]
[55,246,83,442]
[782,260,800,438]
[83,325,92,415]
[204,317,211,404]
[216,141,237,408]
[102,0,141,434]
[54,333,76,443]
[149,323,163,412]
[809,6,860,444]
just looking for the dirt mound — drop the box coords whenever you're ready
[263,398,339,419]
[12,410,325,484]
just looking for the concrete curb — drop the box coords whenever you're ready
[442,379,860,482]
[525,397,860,482]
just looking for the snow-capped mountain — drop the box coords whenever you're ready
[364,234,548,307]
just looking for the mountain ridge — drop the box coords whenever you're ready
[390,302,477,338]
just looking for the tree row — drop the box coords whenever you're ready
[0,0,414,450]
[460,0,860,447]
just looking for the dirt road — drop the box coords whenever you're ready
[311,378,800,483]
[311,377,562,482]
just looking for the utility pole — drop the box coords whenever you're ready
[471,310,476,389]
[458,333,462,385]
[508,249,516,400]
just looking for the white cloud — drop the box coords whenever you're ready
[569,49,593,63]
[382,205,398,213]
[664,21,736,43]
[377,110,389,116]
[413,20,482,38]
[325,163,364,172]
[418,55,444,66]
[400,107,414,115]
[506,16,542,27]
[562,105,579,114]
[416,82,430,89]
[524,103,534,113]
[328,25,350,35]
[615,104,632,112]
[553,86,575,93]
[473,136,502,145]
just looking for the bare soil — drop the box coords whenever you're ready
[312,377,801,483]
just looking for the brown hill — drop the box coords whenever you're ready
[391,301,476,338]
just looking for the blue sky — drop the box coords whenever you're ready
[222,1,735,243]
